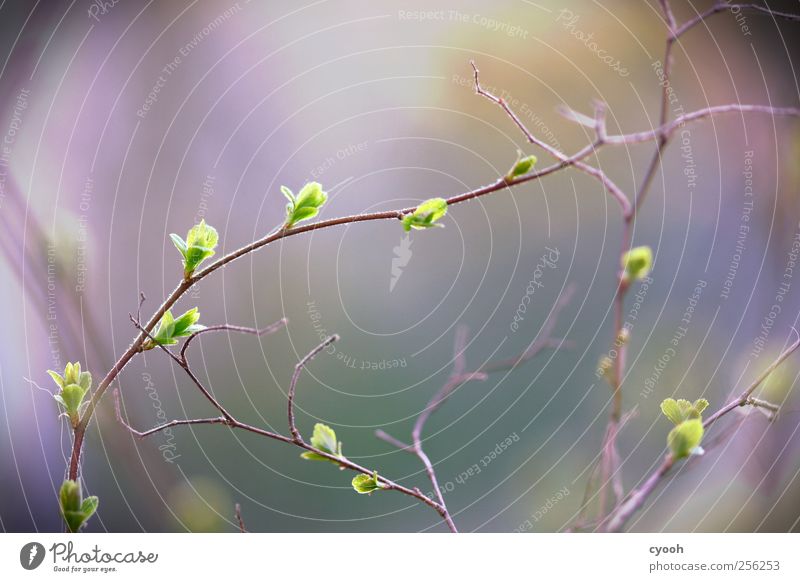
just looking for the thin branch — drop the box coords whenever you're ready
[575,0,800,530]
[658,0,677,32]
[470,61,633,219]
[481,284,575,374]
[374,430,413,452]
[116,331,452,527]
[606,105,800,147]
[288,335,339,442]
[603,335,800,532]
[129,314,236,422]
[674,3,800,40]
[704,332,800,428]
[377,290,574,533]
[234,503,247,533]
[113,388,230,438]
[180,318,288,360]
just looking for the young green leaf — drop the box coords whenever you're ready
[621,246,653,282]
[59,479,81,513]
[300,423,344,464]
[170,233,188,256]
[401,198,448,232]
[693,398,709,415]
[310,423,338,454]
[59,480,99,533]
[172,307,203,337]
[171,220,219,277]
[351,471,384,495]
[283,182,328,229]
[660,398,683,425]
[667,419,704,460]
[49,362,91,428]
[143,308,204,350]
[660,397,710,425]
[507,152,538,180]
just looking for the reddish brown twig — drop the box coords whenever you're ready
[114,330,453,529]
[288,335,338,443]
[376,287,574,532]
[234,503,247,533]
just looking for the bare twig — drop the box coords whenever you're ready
[234,503,247,533]
[703,332,800,429]
[673,3,800,40]
[376,290,574,533]
[374,430,413,452]
[288,335,339,442]
[377,327,485,533]
[114,389,230,438]
[471,61,633,219]
[180,318,288,361]
[481,285,575,374]
[115,330,453,528]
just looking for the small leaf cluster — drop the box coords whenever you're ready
[660,398,709,459]
[506,152,538,181]
[59,480,99,533]
[402,198,448,232]
[283,182,328,229]
[352,471,385,495]
[142,308,204,350]
[300,423,344,465]
[621,246,653,283]
[48,362,92,428]
[171,220,219,278]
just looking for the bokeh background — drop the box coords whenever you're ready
[1,0,800,532]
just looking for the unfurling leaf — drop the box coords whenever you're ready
[660,398,683,425]
[351,471,384,495]
[660,397,709,425]
[507,152,538,180]
[171,219,219,277]
[693,398,709,415]
[300,423,344,465]
[283,182,328,229]
[621,246,652,282]
[59,480,99,533]
[142,308,204,350]
[49,362,91,428]
[667,419,704,460]
[401,198,448,232]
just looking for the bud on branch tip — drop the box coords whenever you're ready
[621,245,653,283]
[49,362,91,429]
[59,479,99,533]
[283,182,328,229]
[660,397,709,459]
[402,198,448,232]
[506,150,538,181]
[352,471,385,495]
[142,308,205,350]
[171,219,219,278]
